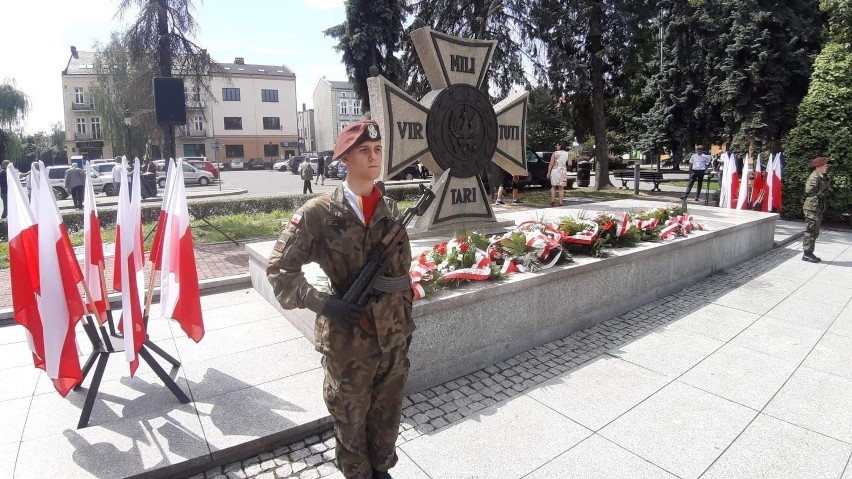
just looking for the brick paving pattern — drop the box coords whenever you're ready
[0,241,249,311]
[191,244,802,479]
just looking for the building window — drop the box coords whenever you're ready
[339,99,348,115]
[91,117,101,139]
[187,87,201,102]
[223,117,243,130]
[194,116,204,131]
[353,100,361,116]
[263,144,279,157]
[340,92,347,98]
[262,117,281,130]
[76,118,86,134]
[261,89,279,102]
[222,88,241,101]
[74,87,84,104]
[338,121,349,134]
[225,145,245,158]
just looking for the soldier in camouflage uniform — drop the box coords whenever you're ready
[267,120,414,479]
[802,156,829,263]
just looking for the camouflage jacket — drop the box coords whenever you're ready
[267,185,415,358]
[803,170,828,213]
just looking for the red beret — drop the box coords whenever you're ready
[333,120,382,160]
[811,156,828,168]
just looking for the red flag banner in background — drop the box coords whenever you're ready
[159,160,205,342]
[749,154,766,210]
[150,158,177,270]
[767,153,783,212]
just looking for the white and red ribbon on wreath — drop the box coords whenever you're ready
[615,213,631,237]
[634,217,659,231]
[559,221,600,245]
[490,221,564,274]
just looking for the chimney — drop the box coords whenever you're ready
[302,103,306,112]
[234,57,244,65]
[70,46,79,59]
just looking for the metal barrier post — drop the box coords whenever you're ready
[633,163,640,195]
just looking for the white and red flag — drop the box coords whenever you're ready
[749,154,766,210]
[83,162,108,323]
[157,160,205,342]
[115,158,147,376]
[767,153,783,212]
[736,154,750,210]
[149,158,176,270]
[729,153,740,208]
[718,153,730,208]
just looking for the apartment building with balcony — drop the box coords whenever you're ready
[61,51,114,160]
[62,51,298,167]
[312,79,363,153]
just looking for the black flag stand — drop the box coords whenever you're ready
[74,310,190,429]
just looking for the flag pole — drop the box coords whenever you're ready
[144,266,159,322]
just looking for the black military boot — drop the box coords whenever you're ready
[802,252,821,263]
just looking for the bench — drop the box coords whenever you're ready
[612,170,664,192]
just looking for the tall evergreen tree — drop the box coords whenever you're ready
[783,2,852,223]
[118,0,217,160]
[526,86,569,152]
[713,0,822,152]
[325,0,406,114]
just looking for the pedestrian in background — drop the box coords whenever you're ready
[268,120,414,479]
[494,168,522,205]
[548,140,570,207]
[64,162,86,209]
[0,160,9,218]
[300,160,314,194]
[316,156,326,185]
[680,145,712,201]
[802,156,829,263]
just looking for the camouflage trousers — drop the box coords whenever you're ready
[803,209,822,254]
[322,337,411,479]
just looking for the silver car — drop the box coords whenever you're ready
[154,161,215,188]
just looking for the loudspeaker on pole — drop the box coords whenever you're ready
[153,77,187,125]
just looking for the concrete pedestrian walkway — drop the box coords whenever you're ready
[199,230,852,479]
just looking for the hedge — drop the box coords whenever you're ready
[0,184,424,240]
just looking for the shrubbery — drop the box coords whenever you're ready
[783,42,852,223]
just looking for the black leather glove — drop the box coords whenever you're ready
[321,295,366,325]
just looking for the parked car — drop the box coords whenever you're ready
[182,157,220,179]
[46,165,112,200]
[91,162,119,195]
[154,161,215,188]
[248,157,265,170]
[391,163,421,181]
[521,149,551,187]
[325,159,342,179]
[272,159,290,172]
[228,158,244,170]
[337,162,348,180]
[288,155,306,174]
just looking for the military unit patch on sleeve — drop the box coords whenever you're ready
[273,241,286,252]
[290,213,303,227]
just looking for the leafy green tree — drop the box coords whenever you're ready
[526,86,569,151]
[90,32,161,159]
[783,39,852,222]
[325,0,406,113]
[117,0,218,160]
[0,79,30,163]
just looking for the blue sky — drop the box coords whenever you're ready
[1,0,349,134]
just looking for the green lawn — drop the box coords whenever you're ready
[668,180,720,192]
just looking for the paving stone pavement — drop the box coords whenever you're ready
[190,230,852,479]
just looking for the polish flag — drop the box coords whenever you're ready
[158,160,205,342]
[718,153,730,208]
[767,153,783,212]
[116,158,146,376]
[34,164,86,396]
[736,154,750,210]
[149,158,177,270]
[83,162,108,323]
[729,153,740,209]
[6,166,45,380]
[749,154,766,210]
[112,158,126,292]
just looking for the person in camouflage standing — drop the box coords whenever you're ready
[267,120,414,479]
[802,156,830,263]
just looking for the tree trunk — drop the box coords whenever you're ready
[157,0,176,160]
[589,1,612,189]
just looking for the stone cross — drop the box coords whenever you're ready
[368,27,529,232]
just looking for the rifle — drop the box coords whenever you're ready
[342,182,435,306]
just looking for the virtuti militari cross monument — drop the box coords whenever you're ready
[368,27,529,232]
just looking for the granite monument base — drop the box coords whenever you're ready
[248,200,777,393]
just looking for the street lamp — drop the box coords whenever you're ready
[123,109,132,159]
